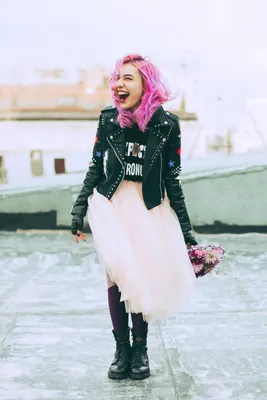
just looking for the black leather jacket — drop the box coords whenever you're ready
[71,106,193,234]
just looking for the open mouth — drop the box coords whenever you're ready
[117,92,129,103]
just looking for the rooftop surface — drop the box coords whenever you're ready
[0,232,266,399]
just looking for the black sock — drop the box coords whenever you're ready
[131,313,148,336]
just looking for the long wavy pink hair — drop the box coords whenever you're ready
[109,54,173,132]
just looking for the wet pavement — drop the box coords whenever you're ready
[0,231,267,400]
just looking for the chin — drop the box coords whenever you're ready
[120,103,132,110]
[119,100,140,112]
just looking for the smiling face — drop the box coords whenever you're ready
[115,63,144,112]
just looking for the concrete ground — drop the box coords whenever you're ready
[0,232,267,400]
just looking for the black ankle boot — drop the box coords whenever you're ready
[108,329,131,379]
[129,329,150,380]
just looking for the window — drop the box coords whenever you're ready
[54,158,66,174]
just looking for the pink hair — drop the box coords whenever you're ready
[109,54,173,132]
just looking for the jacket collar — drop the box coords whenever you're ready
[146,106,171,128]
[107,106,171,129]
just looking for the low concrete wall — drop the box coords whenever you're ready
[0,153,267,233]
[184,165,267,232]
[0,185,75,228]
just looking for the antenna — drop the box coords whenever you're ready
[245,102,267,151]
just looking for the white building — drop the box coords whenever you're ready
[0,120,97,185]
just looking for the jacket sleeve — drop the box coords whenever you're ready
[70,114,104,217]
[163,118,193,234]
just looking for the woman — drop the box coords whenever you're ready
[70,54,198,380]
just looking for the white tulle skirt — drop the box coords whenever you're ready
[88,181,196,322]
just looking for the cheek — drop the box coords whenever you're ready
[133,85,143,100]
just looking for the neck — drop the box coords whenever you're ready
[129,100,141,113]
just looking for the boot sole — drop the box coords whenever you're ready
[129,371,150,380]
[108,371,129,380]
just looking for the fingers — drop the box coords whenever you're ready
[72,230,87,244]
[77,230,87,240]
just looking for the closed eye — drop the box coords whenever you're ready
[124,74,134,79]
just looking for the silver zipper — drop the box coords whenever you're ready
[160,152,163,202]
[107,136,125,195]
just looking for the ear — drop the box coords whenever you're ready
[141,75,146,94]
[142,83,146,95]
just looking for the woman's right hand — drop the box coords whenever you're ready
[71,215,87,243]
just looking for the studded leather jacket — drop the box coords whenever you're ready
[70,106,193,234]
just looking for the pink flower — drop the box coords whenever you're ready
[195,249,207,258]
[214,248,225,258]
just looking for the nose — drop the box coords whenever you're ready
[116,77,124,88]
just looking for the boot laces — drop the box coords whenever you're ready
[115,340,129,361]
[132,342,145,364]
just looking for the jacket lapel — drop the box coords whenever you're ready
[142,107,172,183]
[106,109,125,166]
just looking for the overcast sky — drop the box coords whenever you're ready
[1,0,267,128]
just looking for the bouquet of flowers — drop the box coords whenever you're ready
[188,244,226,278]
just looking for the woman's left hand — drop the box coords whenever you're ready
[183,231,198,247]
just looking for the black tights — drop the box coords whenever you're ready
[108,285,148,335]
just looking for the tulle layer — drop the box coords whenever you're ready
[88,181,196,322]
